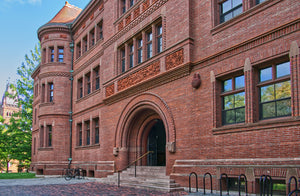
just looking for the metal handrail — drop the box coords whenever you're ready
[238,174,248,196]
[203,172,213,195]
[220,173,229,196]
[189,172,198,193]
[288,176,298,194]
[117,151,153,187]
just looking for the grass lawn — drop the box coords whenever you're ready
[0,173,35,179]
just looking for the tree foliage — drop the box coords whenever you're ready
[0,43,40,172]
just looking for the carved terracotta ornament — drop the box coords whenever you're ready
[191,73,201,89]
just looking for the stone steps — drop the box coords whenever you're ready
[96,166,184,192]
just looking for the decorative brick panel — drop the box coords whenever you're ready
[118,21,124,31]
[125,15,131,26]
[82,23,86,29]
[99,3,104,11]
[90,13,94,20]
[142,0,150,12]
[44,35,49,40]
[105,83,115,97]
[60,34,67,38]
[117,61,160,91]
[133,8,140,19]
[165,49,184,70]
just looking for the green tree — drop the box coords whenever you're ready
[0,115,10,172]
[1,44,40,172]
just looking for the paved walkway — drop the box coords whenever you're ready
[0,177,188,196]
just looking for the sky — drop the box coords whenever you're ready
[0,0,90,100]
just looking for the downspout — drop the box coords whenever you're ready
[67,23,74,168]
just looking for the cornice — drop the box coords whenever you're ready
[39,72,70,79]
[193,18,300,70]
[38,23,70,41]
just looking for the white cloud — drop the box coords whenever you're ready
[4,0,41,5]
[28,0,42,4]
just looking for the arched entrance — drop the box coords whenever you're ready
[147,119,166,166]
[114,93,176,170]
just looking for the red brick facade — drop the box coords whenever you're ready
[31,0,300,194]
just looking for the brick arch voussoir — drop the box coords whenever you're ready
[115,92,176,148]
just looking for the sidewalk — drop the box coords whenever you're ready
[0,177,188,196]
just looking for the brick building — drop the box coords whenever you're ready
[0,84,19,124]
[31,0,300,194]
[0,83,20,173]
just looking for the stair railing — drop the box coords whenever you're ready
[117,151,153,187]
[189,172,198,193]
[203,172,213,194]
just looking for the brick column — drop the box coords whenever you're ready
[289,41,300,117]
[54,44,58,62]
[211,71,217,128]
[45,46,49,63]
[125,43,129,71]
[133,37,137,67]
[142,31,146,63]
[43,122,47,147]
[82,120,85,146]
[90,117,94,145]
[152,24,156,56]
[244,58,254,124]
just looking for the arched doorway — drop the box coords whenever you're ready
[114,93,176,170]
[147,119,166,166]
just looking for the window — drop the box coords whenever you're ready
[94,118,99,144]
[121,0,126,14]
[85,121,90,145]
[42,48,46,64]
[40,126,44,147]
[83,36,88,52]
[256,0,266,4]
[97,21,103,41]
[78,78,83,99]
[58,47,64,62]
[93,66,100,90]
[34,108,37,125]
[220,0,243,23]
[130,0,134,7]
[76,42,81,58]
[33,138,36,155]
[129,43,134,68]
[85,73,91,95]
[49,83,54,102]
[121,49,126,73]
[137,38,143,64]
[34,84,39,97]
[41,84,45,103]
[118,21,162,73]
[259,62,291,119]
[50,47,55,62]
[47,125,52,147]
[221,75,245,125]
[89,29,95,47]
[78,124,82,146]
[157,24,163,54]
[147,31,153,59]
